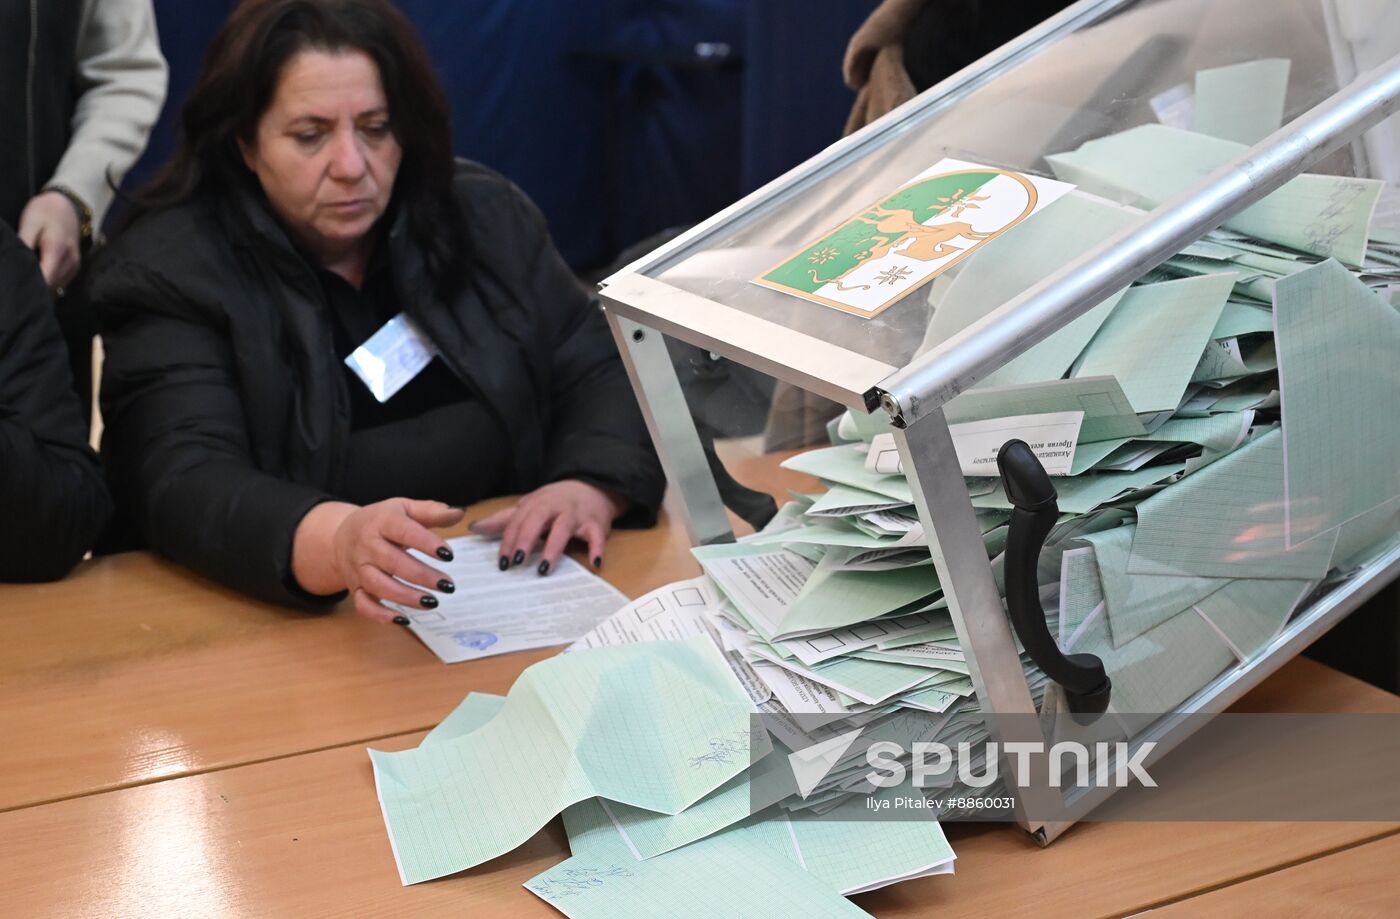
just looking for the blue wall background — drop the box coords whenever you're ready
[129,0,874,270]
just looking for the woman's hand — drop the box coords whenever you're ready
[471,480,628,575]
[292,499,464,623]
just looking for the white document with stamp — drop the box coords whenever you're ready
[394,536,628,663]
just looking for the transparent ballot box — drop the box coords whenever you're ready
[599,0,1400,842]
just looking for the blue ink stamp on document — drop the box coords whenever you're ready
[688,730,750,767]
[452,631,497,651]
[529,865,633,901]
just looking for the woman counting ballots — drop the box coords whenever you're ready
[91,0,664,618]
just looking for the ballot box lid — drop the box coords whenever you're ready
[599,0,1395,413]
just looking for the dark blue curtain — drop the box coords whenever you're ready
[125,0,237,198]
[741,0,872,193]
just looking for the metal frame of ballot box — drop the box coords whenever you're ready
[598,0,1400,845]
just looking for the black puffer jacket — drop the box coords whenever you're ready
[0,220,111,580]
[92,162,664,607]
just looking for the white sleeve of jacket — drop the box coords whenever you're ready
[47,0,170,227]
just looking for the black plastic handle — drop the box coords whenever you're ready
[996,440,1111,725]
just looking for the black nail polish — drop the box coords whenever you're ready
[437,579,455,594]
[537,560,551,576]
[592,556,602,569]
[392,615,410,625]
[436,547,454,562]
[512,550,525,566]
[419,595,438,609]
[498,556,509,571]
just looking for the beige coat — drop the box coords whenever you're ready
[47,0,168,226]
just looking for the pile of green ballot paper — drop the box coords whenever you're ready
[371,635,959,914]
[367,59,1400,917]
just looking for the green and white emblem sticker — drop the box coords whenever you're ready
[755,158,1075,318]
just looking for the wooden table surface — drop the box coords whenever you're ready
[1146,831,1400,916]
[2,453,1396,917]
[0,449,813,814]
[0,516,693,813]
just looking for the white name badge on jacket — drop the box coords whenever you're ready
[345,313,438,402]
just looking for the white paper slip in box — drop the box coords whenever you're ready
[866,411,1083,477]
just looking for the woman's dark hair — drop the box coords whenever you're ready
[136,0,466,294]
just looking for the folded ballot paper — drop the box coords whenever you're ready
[419,691,954,918]
[370,585,962,908]
[370,637,766,884]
